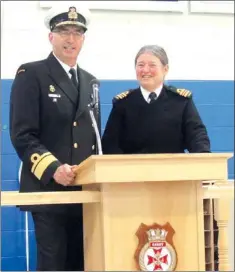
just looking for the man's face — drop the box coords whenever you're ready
[135,53,169,91]
[49,25,85,66]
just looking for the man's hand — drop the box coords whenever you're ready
[53,164,77,186]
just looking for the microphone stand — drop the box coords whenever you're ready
[88,101,103,155]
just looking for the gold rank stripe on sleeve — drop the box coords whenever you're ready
[31,152,58,180]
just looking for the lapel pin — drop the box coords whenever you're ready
[49,85,55,92]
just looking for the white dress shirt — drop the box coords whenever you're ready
[140,84,163,103]
[53,52,78,81]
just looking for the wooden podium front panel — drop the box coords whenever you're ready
[83,185,105,270]
[83,181,205,271]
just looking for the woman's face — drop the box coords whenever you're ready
[135,52,169,91]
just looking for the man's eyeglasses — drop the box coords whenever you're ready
[53,29,84,38]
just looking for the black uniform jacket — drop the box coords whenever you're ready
[102,85,210,154]
[10,53,101,212]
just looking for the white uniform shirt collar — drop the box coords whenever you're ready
[140,84,163,103]
[53,52,78,80]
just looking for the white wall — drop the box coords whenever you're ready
[1,1,234,80]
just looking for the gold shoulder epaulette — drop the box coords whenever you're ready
[176,88,192,98]
[112,90,132,103]
[167,85,192,98]
[115,90,130,100]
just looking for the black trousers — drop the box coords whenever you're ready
[32,208,84,271]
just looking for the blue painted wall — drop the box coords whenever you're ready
[1,79,234,271]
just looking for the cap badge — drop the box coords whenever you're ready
[68,7,78,20]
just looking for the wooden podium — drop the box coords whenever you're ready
[1,153,233,271]
[71,153,231,271]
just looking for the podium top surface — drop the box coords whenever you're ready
[73,153,233,185]
[80,153,232,162]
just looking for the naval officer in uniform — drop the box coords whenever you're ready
[10,3,100,271]
[102,44,210,154]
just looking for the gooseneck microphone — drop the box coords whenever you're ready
[90,78,100,109]
[88,78,102,155]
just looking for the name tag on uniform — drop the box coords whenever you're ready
[48,94,61,98]
[48,93,61,103]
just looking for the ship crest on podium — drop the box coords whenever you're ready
[134,222,177,271]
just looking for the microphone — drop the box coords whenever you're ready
[90,78,100,108]
[88,78,102,155]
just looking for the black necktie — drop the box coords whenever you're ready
[69,68,78,89]
[149,92,157,104]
